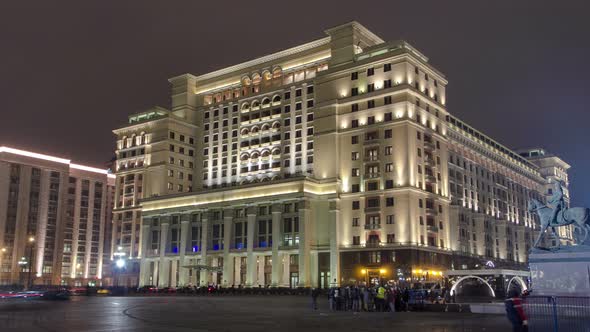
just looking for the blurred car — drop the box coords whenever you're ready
[69,287,87,295]
[137,285,158,293]
[0,291,21,299]
[159,287,177,294]
[18,291,44,299]
[97,288,111,295]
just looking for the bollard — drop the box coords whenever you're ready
[551,296,559,332]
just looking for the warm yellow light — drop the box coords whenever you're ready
[417,269,423,274]
[361,269,367,275]
[379,269,386,274]
[1,248,6,253]
[28,236,35,243]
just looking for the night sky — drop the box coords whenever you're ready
[1,1,588,205]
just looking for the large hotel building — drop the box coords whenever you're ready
[0,147,115,286]
[112,22,571,288]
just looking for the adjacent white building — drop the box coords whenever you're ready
[0,146,115,286]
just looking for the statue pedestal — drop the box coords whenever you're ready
[529,246,590,296]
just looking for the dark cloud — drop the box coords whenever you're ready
[0,0,588,205]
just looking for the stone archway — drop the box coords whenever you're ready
[506,276,528,293]
[450,275,496,298]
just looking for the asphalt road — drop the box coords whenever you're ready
[0,295,511,332]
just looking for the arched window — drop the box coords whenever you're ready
[261,123,270,131]
[262,70,272,81]
[251,100,260,110]
[251,152,259,159]
[272,67,282,79]
[272,121,281,129]
[252,73,261,85]
[261,97,271,108]
[242,76,252,86]
[241,102,250,111]
[272,95,281,105]
[240,153,250,161]
[272,148,281,155]
[261,149,270,157]
[240,128,249,136]
[251,126,259,134]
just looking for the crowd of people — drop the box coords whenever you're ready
[312,284,411,313]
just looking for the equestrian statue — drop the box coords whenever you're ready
[528,181,589,248]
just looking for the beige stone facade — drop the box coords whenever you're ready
[110,22,570,288]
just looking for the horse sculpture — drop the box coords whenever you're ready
[528,198,590,248]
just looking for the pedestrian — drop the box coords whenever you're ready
[505,289,528,332]
[387,288,396,315]
[362,286,370,311]
[311,287,320,310]
[402,288,410,311]
[329,286,335,311]
[334,286,341,310]
[351,285,360,312]
[376,284,386,312]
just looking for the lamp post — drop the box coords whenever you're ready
[113,247,126,287]
[27,236,35,290]
[18,256,28,288]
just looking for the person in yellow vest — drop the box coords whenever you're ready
[376,284,386,312]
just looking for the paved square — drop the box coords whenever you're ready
[0,296,511,331]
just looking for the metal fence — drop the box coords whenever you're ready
[523,296,590,332]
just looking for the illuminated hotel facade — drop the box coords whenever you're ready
[111,22,571,288]
[0,147,115,286]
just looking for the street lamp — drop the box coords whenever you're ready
[27,236,35,290]
[113,246,126,287]
[18,256,28,287]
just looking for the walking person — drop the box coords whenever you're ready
[329,286,336,311]
[387,288,396,315]
[402,288,410,311]
[505,289,528,332]
[362,286,370,311]
[376,284,386,312]
[351,285,360,312]
[311,287,320,310]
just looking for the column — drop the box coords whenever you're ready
[329,199,340,286]
[199,214,209,286]
[246,207,256,287]
[223,209,234,286]
[138,220,151,286]
[158,217,169,287]
[178,214,190,286]
[271,204,281,286]
[281,253,290,287]
[298,200,312,287]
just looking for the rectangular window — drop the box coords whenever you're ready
[351,72,358,80]
[367,68,374,76]
[386,215,395,224]
[384,63,391,72]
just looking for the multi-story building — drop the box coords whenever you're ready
[111,21,570,289]
[0,146,115,286]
